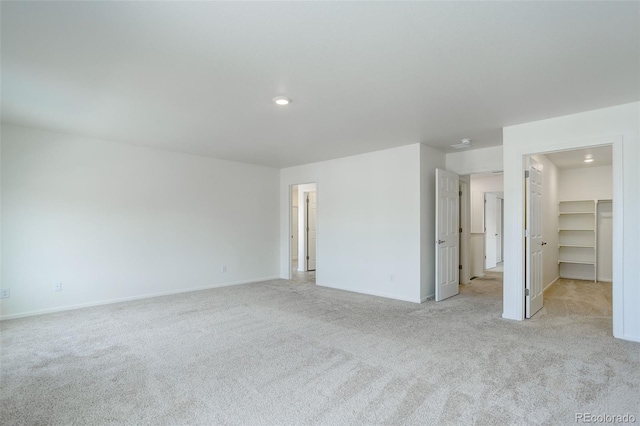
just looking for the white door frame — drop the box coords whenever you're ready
[507,136,622,336]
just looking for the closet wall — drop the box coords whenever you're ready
[558,165,613,282]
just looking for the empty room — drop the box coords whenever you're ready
[1,2,639,425]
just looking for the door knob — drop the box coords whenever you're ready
[437,240,445,244]
[541,241,547,246]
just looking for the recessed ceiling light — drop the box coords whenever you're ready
[273,96,291,106]
[584,158,594,163]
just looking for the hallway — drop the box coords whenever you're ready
[291,259,316,285]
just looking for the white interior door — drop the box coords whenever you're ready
[497,198,503,262]
[597,200,612,282]
[291,206,298,261]
[484,193,497,269]
[435,169,459,301]
[307,191,317,271]
[526,158,544,318]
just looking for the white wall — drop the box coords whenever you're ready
[531,154,559,290]
[559,165,612,201]
[503,102,639,342]
[469,235,484,278]
[280,144,424,303]
[446,145,503,175]
[420,144,447,300]
[0,124,280,319]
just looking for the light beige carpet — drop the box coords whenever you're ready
[1,275,638,425]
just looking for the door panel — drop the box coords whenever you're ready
[435,169,460,301]
[307,192,317,271]
[292,206,298,261]
[497,198,503,263]
[597,201,612,282]
[485,193,497,269]
[526,158,544,318]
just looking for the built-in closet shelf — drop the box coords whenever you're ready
[559,212,596,215]
[558,200,598,282]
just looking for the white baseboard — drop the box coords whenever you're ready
[315,282,421,304]
[0,276,280,321]
[421,293,435,303]
[619,334,640,343]
[502,313,523,321]
[544,276,560,291]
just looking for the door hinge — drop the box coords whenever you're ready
[525,289,530,296]
[459,265,462,270]
[459,191,462,196]
[525,229,530,237]
[306,256,309,260]
[459,228,462,233]
[484,256,486,259]
[525,170,530,178]
[307,227,309,231]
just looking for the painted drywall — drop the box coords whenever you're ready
[470,235,484,278]
[559,165,612,201]
[0,124,280,319]
[420,144,447,300]
[503,102,639,342]
[531,154,560,290]
[280,144,423,303]
[446,145,503,175]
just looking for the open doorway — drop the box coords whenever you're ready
[464,172,504,281]
[523,145,613,320]
[451,171,504,306]
[485,192,504,273]
[290,183,317,285]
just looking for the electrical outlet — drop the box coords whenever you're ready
[0,289,10,299]
[54,282,62,292]
[221,266,227,273]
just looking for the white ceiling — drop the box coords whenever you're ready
[545,146,613,170]
[1,2,638,168]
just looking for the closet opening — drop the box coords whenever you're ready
[524,145,613,321]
